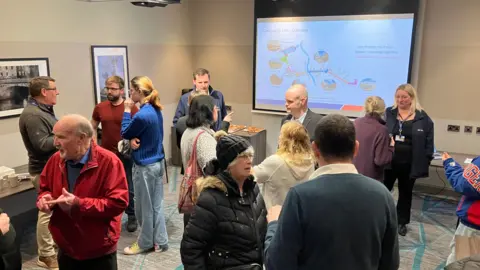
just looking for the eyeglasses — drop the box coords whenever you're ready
[104,87,121,91]
[44,88,57,91]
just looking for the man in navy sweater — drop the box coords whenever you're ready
[172,68,227,131]
[264,114,399,270]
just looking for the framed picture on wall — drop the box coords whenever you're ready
[0,58,50,118]
[91,45,130,104]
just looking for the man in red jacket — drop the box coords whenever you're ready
[36,114,128,270]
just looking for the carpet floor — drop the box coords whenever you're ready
[19,166,459,270]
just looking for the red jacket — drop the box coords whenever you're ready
[37,142,128,260]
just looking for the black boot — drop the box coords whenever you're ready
[127,215,138,232]
[398,224,407,236]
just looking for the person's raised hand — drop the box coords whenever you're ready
[37,194,54,213]
[130,138,140,150]
[0,213,10,235]
[223,112,234,123]
[124,98,135,112]
[46,188,76,212]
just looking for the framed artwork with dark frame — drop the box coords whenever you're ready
[91,45,130,104]
[0,58,50,118]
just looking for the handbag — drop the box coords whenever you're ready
[117,139,132,159]
[178,131,205,214]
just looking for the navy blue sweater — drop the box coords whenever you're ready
[121,103,164,166]
[264,173,399,270]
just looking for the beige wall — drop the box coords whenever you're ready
[1,0,479,186]
[189,0,255,127]
[0,0,194,167]
[189,0,480,191]
[191,0,480,156]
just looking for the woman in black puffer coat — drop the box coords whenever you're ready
[180,131,267,270]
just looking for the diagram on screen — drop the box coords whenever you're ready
[266,40,376,92]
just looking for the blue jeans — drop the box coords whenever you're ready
[133,161,168,249]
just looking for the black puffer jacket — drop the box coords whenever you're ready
[180,172,267,270]
[0,209,22,270]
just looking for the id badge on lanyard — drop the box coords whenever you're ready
[396,112,412,142]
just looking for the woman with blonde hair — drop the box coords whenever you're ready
[384,83,434,236]
[121,76,169,254]
[353,96,394,181]
[253,120,315,208]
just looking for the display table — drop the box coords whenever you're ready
[0,180,34,199]
[229,126,267,166]
[430,152,477,168]
[0,165,37,246]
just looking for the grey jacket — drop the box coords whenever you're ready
[281,109,323,141]
[19,98,58,175]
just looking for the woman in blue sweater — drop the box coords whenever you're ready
[121,76,168,255]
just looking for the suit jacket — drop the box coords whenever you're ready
[281,109,323,141]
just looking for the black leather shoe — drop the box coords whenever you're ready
[127,216,138,232]
[398,224,407,236]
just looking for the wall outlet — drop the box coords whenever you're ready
[476,127,480,134]
[465,126,473,133]
[447,124,460,132]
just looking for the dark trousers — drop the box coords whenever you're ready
[119,154,135,217]
[384,162,416,225]
[58,251,117,270]
[0,245,21,270]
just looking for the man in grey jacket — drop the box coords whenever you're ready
[18,76,59,269]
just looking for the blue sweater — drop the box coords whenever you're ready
[444,156,480,229]
[121,103,164,166]
[264,173,399,270]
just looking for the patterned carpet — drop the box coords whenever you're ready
[19,166,459,270]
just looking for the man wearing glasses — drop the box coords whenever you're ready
[19,76,60,269]
[91,76,139,233]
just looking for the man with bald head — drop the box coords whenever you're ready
[281,84,323,141]
[37,114,128,269]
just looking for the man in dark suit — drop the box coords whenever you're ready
[281,84,323,141]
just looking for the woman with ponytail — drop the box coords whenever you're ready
[180,131,267,270]
[121,76,169,255]
[353,96,394,182]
